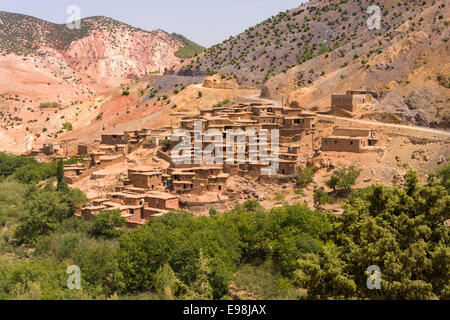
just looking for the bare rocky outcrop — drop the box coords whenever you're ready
[203,73,239,89]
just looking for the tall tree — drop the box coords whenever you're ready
[56,160,67,191]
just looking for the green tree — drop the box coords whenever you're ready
[88,210,126,239]
[118,212,241,296]
[295,169,450,300]
[326,165,361,195]
[56,160,67,191]
[313,188,333,210]
[297,166,314,187]
[153,263,186,299]
[209,206,219,217]
[14,187,86,244]
[161,139,171,152]
[62,122,73,131]
[243,200,262,212]
[436,162,450,190]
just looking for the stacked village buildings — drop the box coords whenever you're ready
[62,91,380,227]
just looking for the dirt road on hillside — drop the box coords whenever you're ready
[244,91,450,138]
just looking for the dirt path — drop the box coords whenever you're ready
[246,90,450,138]
[244,93,281,105]
[315,114,450,137]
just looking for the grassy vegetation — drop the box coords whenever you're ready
[0,153,448,300]
[62,122,73,131]
[233,261,305,300]
[212,99,231,108]
[172,33,206,58]
[39,102,61,109]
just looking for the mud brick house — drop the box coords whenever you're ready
[251,104,283,116]
[91,152,106,165]
[147,131,171,148]
[331,91,376,113]
[180,118,208,131]
[168,167,230,194]
[64,163,86,176]
[281,116,315,137]
[145,191,180,211]
[99,155,122,165]
[278,158,297,176]
[101,132,126,145]
[43,143,63,155]
[77,143,95,155]
[128,167,163,189]
[80,199,119,220]
[321,127,379,153]
[107,192,145,206]
[80,190,180,228]
[30,148,45,157]
[64,164,86,183]
[208,172,230,192]
[257,114,284,125]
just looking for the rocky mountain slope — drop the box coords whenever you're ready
[174,0,449,128]
[267,0,449,128]
[0,11,205,152]
[0,12,204,86]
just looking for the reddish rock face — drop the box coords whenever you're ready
[0,13,185,87]
[64,28,182,86]
[0,13,193,152]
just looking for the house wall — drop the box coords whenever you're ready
[332,94,371,113]
[78,144,94,155]
[145,197,179,210]
[321,137,365,152]
[279,162,296,176]
[124,197,143,206]
[101,134,125,145]
[332,95,355,112]
[131,174,161,189]
[334,128,373,137]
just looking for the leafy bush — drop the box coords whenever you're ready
[118,211,241,298]
[39,102,61,109]
[295,169,450,300]
[62,122,73,131]
[88,210,126,239]
[326,165,361,195]
[313,188,333,209]
[297,166,314,187]
[14,185,86,245]
[13,161,58,184]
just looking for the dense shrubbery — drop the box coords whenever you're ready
[0,152,58,184]
[39,102,61,109]
[172,33,205,58]
[0,154,448,300]
[295,168,450,300]
[297,166,314,187]
[0,153,38,178]
[13,184,86,245]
